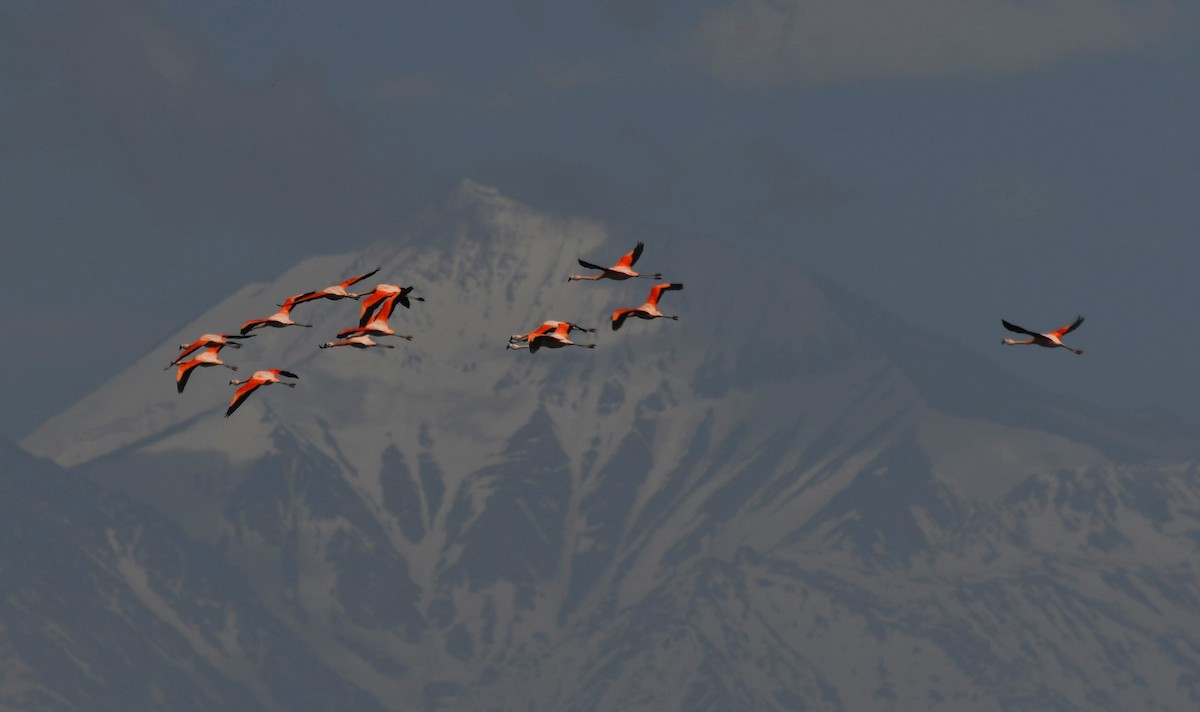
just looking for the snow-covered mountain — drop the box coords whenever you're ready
[16,181,1200,710]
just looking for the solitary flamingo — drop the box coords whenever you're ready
[1001,316,1085,355]
[337,294,413,341]
[225,369,299,417]
[568,242,663,282]
[509,320,595,344]
[168,333,253,368]
[612,282,684,331]
[240,295,313,335]
[319,335,395,350]
[175,346,238,393]
[507,321,595,352]
[285,267,380,306]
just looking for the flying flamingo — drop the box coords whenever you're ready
[507,321,595,352]
[508,320,595,344]
[568,242,663,282]
[167,333,253,368]
[611,282,684,331]
[1001,316,1085,355]
[337,294,413,341]
[240,295,313,335]
[225,369,299,417]
[319,335,395,350]
[174,346,238,393]
[354,284,424,327]
[284,267,380,306]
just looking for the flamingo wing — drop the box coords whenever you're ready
[373,294,401,322]
[357,293,391,326]
[278,295,303,312]
[647,282,683,305]
[239,318,266,335]
[225,380,264,417]
[287,290,325,306]
[339,267,380,289]
[277,370,299,379]
[616,242,644,269]
[1001,320,1040,337]
[176,360,201,393]
[175,339,204,363]
[1051,315,1084,338]
[577,259,606,271]
[395,286,416,310]
[612,309,635,331]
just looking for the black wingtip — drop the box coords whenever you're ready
[279,371,299,379]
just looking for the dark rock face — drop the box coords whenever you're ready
[0,437,385,711]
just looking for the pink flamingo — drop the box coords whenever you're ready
[568,242,662,282]
[1001,316,1085,355]
[611,282,684,331]
[225,369,299,417]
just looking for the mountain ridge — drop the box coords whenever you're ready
[9,180,1200,710]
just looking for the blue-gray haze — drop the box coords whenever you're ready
[1,0,1198,438]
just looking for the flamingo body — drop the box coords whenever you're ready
[337,293,413,340]
[175,346,238,393]
[169,333,252,368]
[508,321,595,352]
[287,267,381,305]
[509,320,595,344]
[240,296,313,334]
[356,284,424,327]
[569,242,663,282]
[612,282,684,331]
[225,369,299,417]
[1001,316,1085,355]
[319,335,395,350]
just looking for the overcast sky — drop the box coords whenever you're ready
[2,0,1198,439]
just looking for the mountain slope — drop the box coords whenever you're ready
[0,436,388,711]
[19,180,1200,710]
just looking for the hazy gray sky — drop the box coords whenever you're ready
[3,0,1198,438]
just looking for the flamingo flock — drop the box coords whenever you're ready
[171,267,427,416]
[172,244,683,416]
[509,241,684,354]
[171,239,1084,417]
